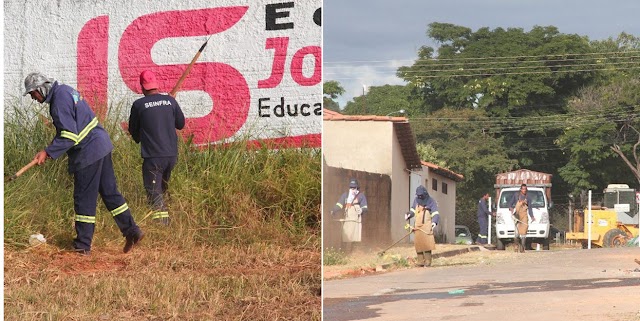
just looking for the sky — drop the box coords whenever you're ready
[323,0,640,107]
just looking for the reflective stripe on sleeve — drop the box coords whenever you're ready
[336,203,343,209]
[60,117,99,146]
[431,211,439,217]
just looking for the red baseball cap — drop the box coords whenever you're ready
[139,70,158,90]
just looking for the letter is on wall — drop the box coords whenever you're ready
[118,7,250,144]
[77,16,109,120]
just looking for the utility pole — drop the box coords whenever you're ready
[362,84,367,114]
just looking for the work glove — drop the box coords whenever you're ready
[404,223,411,231]
[431,222,437,229]
[404,211,414,221]
[355,207,363,215]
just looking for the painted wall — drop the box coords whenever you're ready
[322,121,394,173]
[4,0,321,147]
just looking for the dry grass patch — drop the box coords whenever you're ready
[6,240,320,321]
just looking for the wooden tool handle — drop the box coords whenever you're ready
[7,159,39,182]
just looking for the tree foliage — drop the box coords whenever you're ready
[323,80,345,112]
[557,78,640,192]
[398,23,596,116]
[340,84,425,117]
[410,108,518,215]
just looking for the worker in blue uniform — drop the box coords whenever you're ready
[476,192,492,244]
[24,72,144,255]
[128,70,185,226]
[331,178,368,253]
[405,185,440,266]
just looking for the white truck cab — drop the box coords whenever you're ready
[494,186,551,250]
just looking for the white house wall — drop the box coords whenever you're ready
[322,121,394,174]
[390,129,411,242]
[5,0,321,147]
[423,168,457,243]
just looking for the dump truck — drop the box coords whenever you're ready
[493,169,553,250]
[566,184,639,248]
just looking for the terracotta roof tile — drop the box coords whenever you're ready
[421,161,464,182]
[323,108,408,122]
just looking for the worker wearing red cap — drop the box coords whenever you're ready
[24,72,144,255]
[128,70,185,226]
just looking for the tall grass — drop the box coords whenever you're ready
[4,101,321,320]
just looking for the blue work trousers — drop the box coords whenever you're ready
[477,215,488,244]
[73,153,139,251]
[142,156,177,215]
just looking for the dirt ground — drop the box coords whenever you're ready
[324,243,511,280]
[323,246,640,321]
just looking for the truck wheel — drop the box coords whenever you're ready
[602,229,627,248]
[496,238,505,250]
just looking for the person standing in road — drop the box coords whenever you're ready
[24,72,144,255]
[331,178,368,253]
[508,183,535,252]
[128,70,185,226]
[476,192,492,245]
[508,184,535,223]
[405,185,439,267]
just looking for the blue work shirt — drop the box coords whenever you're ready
[332,190,368,214]
[411,196,440,225]
[44,82,113,173]
[128,93,185,158]
[477,198,491,218]
[508,192,535,219]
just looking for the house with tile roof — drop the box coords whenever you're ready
[323,109,464,251]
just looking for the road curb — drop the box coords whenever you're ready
[433,245,482,259]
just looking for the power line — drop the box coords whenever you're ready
[326,66,640,80]
[324,55,640,72]
[324,50,640,65]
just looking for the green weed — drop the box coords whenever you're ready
[323,247,348,266]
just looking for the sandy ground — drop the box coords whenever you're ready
[323,246,640,321]
[323,243,507,280]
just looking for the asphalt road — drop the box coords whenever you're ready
[323,247,640,321]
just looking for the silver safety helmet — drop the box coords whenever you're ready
[23,72,55,98]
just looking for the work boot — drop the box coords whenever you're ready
[123,230,144,253]
[424,251,433,267]
[74,248,91,256]
[153,217,170,226]
[415,252,425,267]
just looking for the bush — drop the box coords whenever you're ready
[323,247,348,266]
